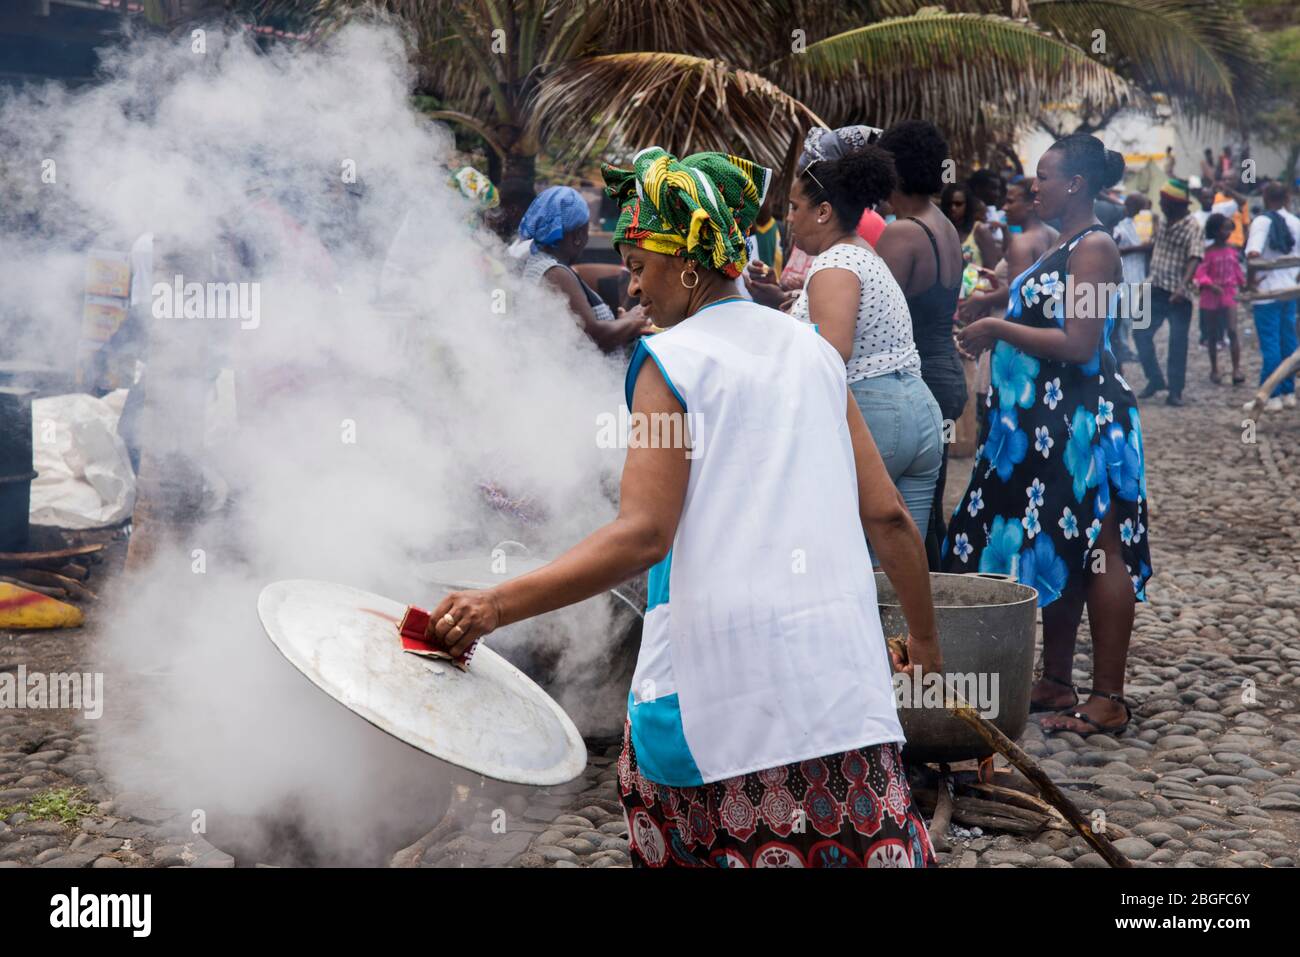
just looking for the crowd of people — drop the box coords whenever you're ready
[418,122,1300,869]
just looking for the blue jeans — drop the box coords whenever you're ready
[1135,286,1192,396]
[850,371,943,546]
[1252,300,1298,397]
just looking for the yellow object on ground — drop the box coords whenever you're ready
[0,582,84,629]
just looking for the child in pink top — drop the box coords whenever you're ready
[1195,213,1246,384]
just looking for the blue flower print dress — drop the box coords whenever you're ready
[941,225,1152,608]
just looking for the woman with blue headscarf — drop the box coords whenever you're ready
[518,185,651,353]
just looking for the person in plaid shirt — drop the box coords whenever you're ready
[1134,177,1203,406]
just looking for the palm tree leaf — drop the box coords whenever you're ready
[776,11,1133,146]
[532,51,826,172]
[599,0,797,63]
[1028,0,1268,118]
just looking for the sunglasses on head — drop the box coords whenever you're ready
[799,125,885,188]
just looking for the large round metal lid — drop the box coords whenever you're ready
[257,579,586,786]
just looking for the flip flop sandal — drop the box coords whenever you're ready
[1029,673,1078,713]
[1232,375,1247,385]
[1043,689,1132,737]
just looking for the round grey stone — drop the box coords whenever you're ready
[1111,837,1157,861]
[537,845,578,863]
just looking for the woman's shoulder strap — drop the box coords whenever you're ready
[1059,223,1111,255]
[903,215,942,263]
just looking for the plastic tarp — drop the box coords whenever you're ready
[30,390,136,529]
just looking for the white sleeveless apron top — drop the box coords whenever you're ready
[624,298,904,786]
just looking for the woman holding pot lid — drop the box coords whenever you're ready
[427,146,940,869]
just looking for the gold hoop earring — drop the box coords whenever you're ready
[680,267,699,289]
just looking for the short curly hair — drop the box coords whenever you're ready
[1204,212,1228,241]
[877,120,949,197]
[799,144,897,232]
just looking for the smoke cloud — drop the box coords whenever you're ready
[1,21,632,864]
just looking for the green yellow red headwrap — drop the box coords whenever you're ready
[1160,177,1190,204]
[602,147,771,279]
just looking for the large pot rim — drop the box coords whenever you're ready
[875,571,1039,610]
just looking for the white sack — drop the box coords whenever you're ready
[30,390,136,529]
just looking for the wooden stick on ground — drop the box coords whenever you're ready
[15,568,96,602]
[966,781,1067,821]
[1243,344,1300,416]
[928,778,954,848]
[56,563,89,582]
[888,636,1131,868]
[0,575,66,599]
[0,544,106,567]
[949,795,1050,832]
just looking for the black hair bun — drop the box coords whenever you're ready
[801,144,897,231]
[1103,149,1126,189]
[1050,133,1127,197]
[878,120,949,197]
[834,145,898,211]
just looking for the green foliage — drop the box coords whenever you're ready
[171,2,1271,183]
[1251,25,1300,178]
[0,787,98,826]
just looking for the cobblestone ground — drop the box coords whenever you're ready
[924,330,1300,869]
[2,329,1298,868]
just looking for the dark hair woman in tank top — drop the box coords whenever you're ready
[876,120,969,568]
[944,133,1152,737]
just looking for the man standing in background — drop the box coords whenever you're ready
[1245,182,1300,411]
[1113,193,1151,365]
[1136,178,1202,406]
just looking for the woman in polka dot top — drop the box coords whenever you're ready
[788,127,944,542]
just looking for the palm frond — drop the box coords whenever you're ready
[599,0,797,63]
[778,11,1133,146]
[532,51,825,171]
[1028,0,1268,119]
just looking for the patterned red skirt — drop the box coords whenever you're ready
[616,721,935,868]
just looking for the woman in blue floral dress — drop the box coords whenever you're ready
[943,134,1152,736]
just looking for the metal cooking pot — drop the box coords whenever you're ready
[126,636,459,868]
[124,577,586,867]
[876,572,1038,764]
[0,387,36,551]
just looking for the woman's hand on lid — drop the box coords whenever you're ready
[427,589,503,658]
